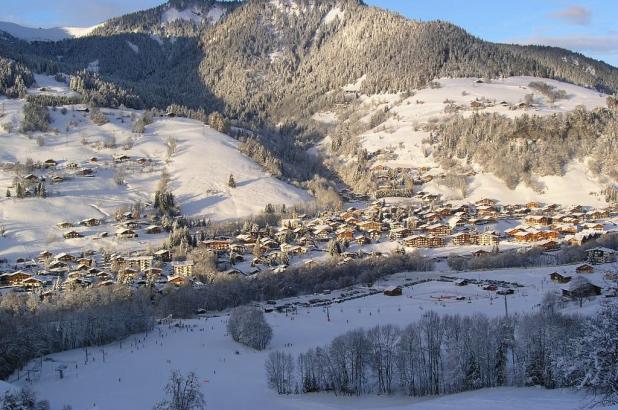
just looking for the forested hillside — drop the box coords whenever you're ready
[1,0,617,185]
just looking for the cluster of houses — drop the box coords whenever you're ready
[58,207,165,241]
[182,197,617,275]
[0,247,196,294]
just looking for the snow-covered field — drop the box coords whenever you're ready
[9,263,616,409]
[0,76,310,260]
[318,76,611,207]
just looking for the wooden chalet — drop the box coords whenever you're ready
[575,264,594,274]
[586,247,616,264]
[383,286,403,296]
[549,272,571,284]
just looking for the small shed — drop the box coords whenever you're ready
[384,286,403,297]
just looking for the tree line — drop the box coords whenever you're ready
[266,304,618,406]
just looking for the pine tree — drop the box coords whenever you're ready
[228,174,236,188]
[5,188,10,198]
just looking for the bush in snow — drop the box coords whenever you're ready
[227,306,272,350]
[1,388,49,410]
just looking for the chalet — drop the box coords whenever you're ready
[383,286,403,296]
[154,249,172,262]
[478,231,499,246]
[389,227,409,240]
[51,175,64,183]
[472,250,489,257]
[0,271,32,285]
[452,232,474,246]
[80,218,101,227]
[121,220,143,229]
[568,232,601,246]
[426,223,451,236]
[588,209,610,220]
[48,260,67,270]
[539,240,560,251]
[454,279,469,286]
[260,238,279,249]
[57,222,74,229]
[167,275,189,287]
[116,228,138,239]
[63,230,82,239]
[24,174,39,182]
[562,276,602,299]
[514,231,535,243]
[77,168,95,176]
[55,253,75,262]
[575,264,594,274]
[549,272,571,284]
[586,247,616,265]
[336,229,355,241]
[21,277,44,289]
[582,222,604,232]
[145,225,163,234]
[230,243,247,254]
[404,235,445,248]
[201,239,230,251]
[38,250,53,260]
[125,256,154,272]
[358,221,382,232]
[172,261,194,277]
[554,224,578,235]
[526,201,541,209]
[113,154,131,163]
[354,234,371,245]
[526,215,553,227]
[505,226,527,237]
[476,198,497,207]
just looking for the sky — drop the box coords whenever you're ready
[1,0,617,66]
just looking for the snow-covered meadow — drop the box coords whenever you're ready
[0,76,310,260]
[315,76,611,207]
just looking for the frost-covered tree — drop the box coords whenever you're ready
[153,370,205,410]
[265,351,295,394]
[227,306,272,350]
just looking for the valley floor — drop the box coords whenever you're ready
[7,262,617,410]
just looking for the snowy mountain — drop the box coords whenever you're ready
[0,21,100,42]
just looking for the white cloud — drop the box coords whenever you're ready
[515,34,618,55]
[548,5,591,26]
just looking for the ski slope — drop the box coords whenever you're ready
[10,263,616,410]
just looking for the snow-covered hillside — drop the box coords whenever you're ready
[0,76,311,260]
[10,263,616,409]
[0,21,100,41]
[318,76,611,206]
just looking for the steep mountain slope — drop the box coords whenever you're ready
[197,0,618,125]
